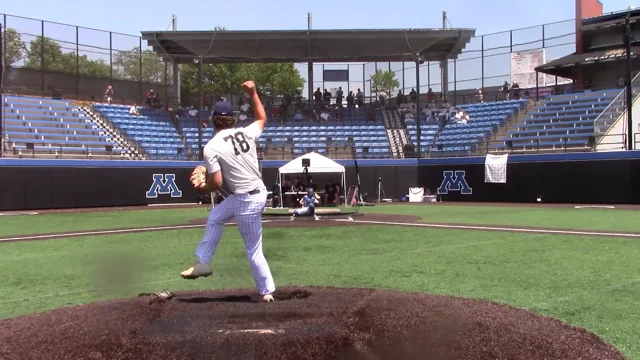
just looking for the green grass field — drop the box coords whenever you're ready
[1,204,639,358]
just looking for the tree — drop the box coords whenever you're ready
[112,47,169,84]
[370,69,400,93]
[24,36,111,78]
[252,63,305,99]
[3,28,27,66]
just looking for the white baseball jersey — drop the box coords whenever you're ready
[203,123,264,194]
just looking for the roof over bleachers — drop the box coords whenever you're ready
[140,28,475,64]
[535,46,640,78]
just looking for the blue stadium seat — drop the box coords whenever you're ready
[3,95,128,158]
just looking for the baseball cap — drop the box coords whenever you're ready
[212,101,234,116]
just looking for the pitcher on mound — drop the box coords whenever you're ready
[182,80,276,303]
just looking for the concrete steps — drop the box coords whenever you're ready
[79,105,145,160]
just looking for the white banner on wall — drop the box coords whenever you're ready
[510,49,572,88]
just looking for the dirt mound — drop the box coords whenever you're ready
[0,287,625,360]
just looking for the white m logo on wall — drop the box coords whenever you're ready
[146,174,183,198]
[437,170,472,195]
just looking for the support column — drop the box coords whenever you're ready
[307,12,314,109]
[440,11,449,99]
[308,63,314,109]
[416,60,421,158]
[625,14,634,150]
[197,61,203,161]
[172,14,181,108]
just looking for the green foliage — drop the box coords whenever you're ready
[179,63,304,104]
[23,35,111,78]
[112,47,169,83]
[3,28,27,66]
[370,69,400,93]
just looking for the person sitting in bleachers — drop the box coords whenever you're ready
[404,111,414,121]
[379,91,387,108]
[454,108,469,124]
[294,110,304,121]
[2,133,10,152]
[129,103,140,115]
[189,107,198,118]
[441,96,451,109]
[320,110,330,122]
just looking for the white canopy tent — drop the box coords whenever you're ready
[276,152,347,208]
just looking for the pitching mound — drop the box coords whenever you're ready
[0,287,624,360]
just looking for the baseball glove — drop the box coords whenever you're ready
[190,165,208,192]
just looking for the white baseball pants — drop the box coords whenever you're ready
[194,186,275,295]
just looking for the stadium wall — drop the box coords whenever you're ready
[1,151,639,211]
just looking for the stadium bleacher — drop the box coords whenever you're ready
[2,95,126,158]
[92,104,187,160]
[405,99,527,154]
[179,108,389,159]
[496,89,624,150]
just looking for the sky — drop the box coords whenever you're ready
[0,0,634,95]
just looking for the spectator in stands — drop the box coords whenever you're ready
[314,88,323,103]
[398,102,410,117]
[323,89,332,107]
[2,133,10,152]
[441,96,451,109]
[396,90,406,106]
[320,110,330,122]
[455,108,469,124]
[356,89,364,108]
[129,103,140,115]
[346,91,355,107]
[294,110,304,121]
[409,89,417,103]
[477,88,484,103]
[189,107,198,118]
[104,85,114,104]
[379,90,387,108]
[238,112,248,123]
[422,105,432,119]
[502,81,510,100]
[404,111,414,121]
[512,82,521,99]
[152,92,161,108]
[336,87,344,106]
[240,100,250,113]
[426,88,435,106]
[146,89,154,107]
